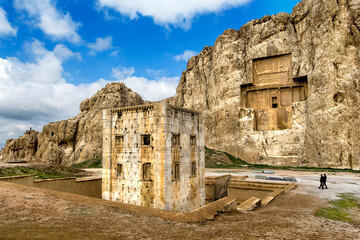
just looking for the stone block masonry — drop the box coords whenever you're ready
[102,102,205,212]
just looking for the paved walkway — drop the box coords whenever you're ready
[206,168,360,201]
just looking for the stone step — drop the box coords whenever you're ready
[237,197,261,212]
[281,177,297,182]
[184,196,237,222]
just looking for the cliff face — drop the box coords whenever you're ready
[1,0,359,169]
[169,0,360,169]
[0,83,144,165]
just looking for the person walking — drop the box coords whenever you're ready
[318,174,324,189]
[323,173,328,189]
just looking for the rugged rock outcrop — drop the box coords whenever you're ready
[0,83,144,165]
[1,0,359,170]
[169,0,360,169]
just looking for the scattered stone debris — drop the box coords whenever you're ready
[253,170,274,174]
[255,174,297,182]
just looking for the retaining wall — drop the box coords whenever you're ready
[206,175,294,204]
[0,174,295,209]
[0,175,102,198]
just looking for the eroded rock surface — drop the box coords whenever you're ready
[0,83,144,165]
[1,0,359,169]
[169,0,360,169]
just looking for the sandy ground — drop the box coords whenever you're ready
[0,168,359,239]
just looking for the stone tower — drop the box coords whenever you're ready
[102,102,205,212]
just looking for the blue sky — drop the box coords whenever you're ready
[0,0,301,148]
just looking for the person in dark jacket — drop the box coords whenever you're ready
[323,173,328,189]
[318,174,324,189]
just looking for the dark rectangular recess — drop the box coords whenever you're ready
[143,163,151,181]
[142,134,151,145]
[117,163,123,178]
[272,97,278,108]
[115,135,124,146]
[191,162,196,177]
[190,135,196,146]
[174,163,180,180]
[172,134,180,146]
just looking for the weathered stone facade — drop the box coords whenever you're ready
[237,53,309,166]
[169,0,360,169]
[241,54,308,131]
[102,103,205,212]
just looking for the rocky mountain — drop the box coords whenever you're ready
[0,83,144,165]
[1,0,359,169]
[169,0,360,169]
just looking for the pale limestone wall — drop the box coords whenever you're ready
[163,105,206,211]
[170,0,360,169]
[238,101,307,166]
[0,175,102,198]
[102,108,112,201]
[102,103,205,212]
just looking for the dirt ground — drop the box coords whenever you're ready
[0,169,359,240]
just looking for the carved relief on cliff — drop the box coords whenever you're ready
[241,54,308,131]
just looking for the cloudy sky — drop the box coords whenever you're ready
[0,0,300,148]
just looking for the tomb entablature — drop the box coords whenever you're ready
[240,53,308,131]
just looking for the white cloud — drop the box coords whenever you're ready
[110,50,120,57]
[97,0,251,29]
[24,40,48,57]
[0,40,107,146]
[0,42,179,147]
[146,69,165,78]
[88,36,113,54]
[174,50,197,62]
[0,7,17,37]
[111,66,179,101]
[53,44,82,61]
[14,0,81,43]
[111,66,134,79]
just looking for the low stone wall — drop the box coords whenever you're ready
[0,175,34,186]
[206,175,295,205]
[205,174,233,202]
[0,175,102,198]
[0,174,296,221]
[0,181,237,223]
[0,174,295,212]
[228,187,272,203]
[35,178,102,198]
[228,180,291,204]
